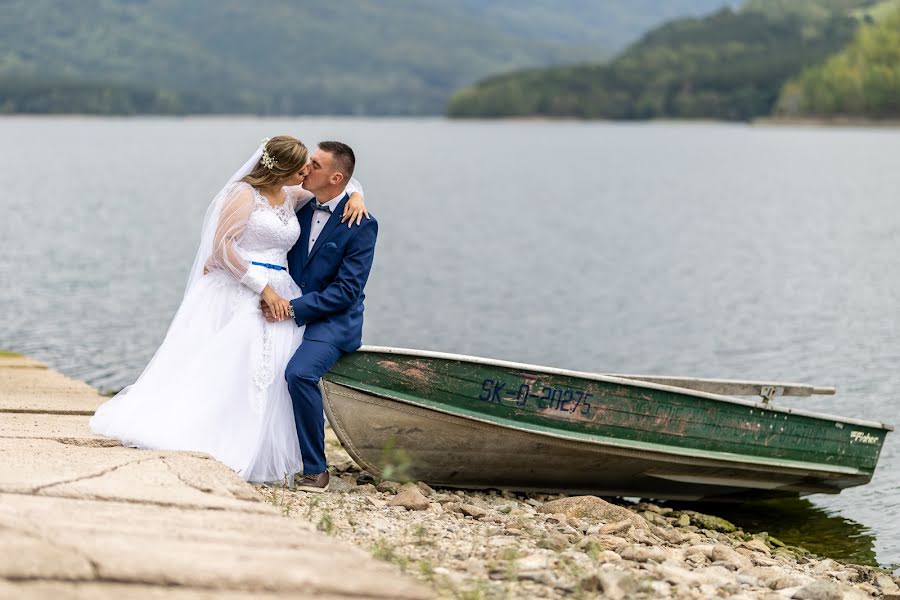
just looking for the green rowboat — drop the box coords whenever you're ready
[322,346,893,501]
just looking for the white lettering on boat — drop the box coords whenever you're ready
[850,431,879,444]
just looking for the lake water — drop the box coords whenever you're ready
[1,117,898,569]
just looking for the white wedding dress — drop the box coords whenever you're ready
[90,177,344,483]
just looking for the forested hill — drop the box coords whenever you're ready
[447,0,897,121]
[776,8,900,118]
[0,0,734,116]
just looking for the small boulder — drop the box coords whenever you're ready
[601,519,633,536]
[537,532,570,551]
[792,579,844,600]
[740,538,771,555]
[387,486,430,511]
[684,510,737,533]
[351,483,377,494]
[538,496,649,529]
[619,545,670,563]
[875,572,900,593]
[375,480,401,493]
[710,544,753,571]
[416,481,435,496]
[459,504,488,519]
[327,475,354,493]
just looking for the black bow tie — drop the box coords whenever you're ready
[311,202,332,214]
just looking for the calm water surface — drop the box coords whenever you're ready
[1,117,898,568]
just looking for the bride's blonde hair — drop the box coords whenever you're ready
[241,135,308,187]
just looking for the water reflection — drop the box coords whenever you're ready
[671,497,878,566]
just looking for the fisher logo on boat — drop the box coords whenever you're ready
[850,431,880,444]
[479,378,594,416]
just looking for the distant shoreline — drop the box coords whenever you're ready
[2,113,899,128]
[754,116,900,128]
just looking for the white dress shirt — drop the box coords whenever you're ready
[308,192,346,254]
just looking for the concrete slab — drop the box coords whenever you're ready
[0,357,432,599]
[0,581,392,600]
[0,494,430,599]
[0,439,268,512]
[0,368,104,414]
[0,412,109,443]
[0,356,47,369]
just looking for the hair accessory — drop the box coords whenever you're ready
[260,137,279,171]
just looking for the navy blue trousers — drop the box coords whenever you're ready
[285,339,344,475]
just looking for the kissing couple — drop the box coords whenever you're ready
[91,136,377,492]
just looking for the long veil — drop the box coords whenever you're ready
[183,147,263,297]
[115,148,263,393]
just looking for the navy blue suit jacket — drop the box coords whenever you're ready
[287,193,378,352]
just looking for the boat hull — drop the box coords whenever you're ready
[322,348,891,501]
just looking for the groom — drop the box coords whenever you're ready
[265,141,377,492]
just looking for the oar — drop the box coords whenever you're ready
[601,374,835,403]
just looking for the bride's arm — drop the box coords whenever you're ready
[207,186,265,291]
[208,185,291,318]
[284,177,369,226]
[341,177,369,226]
[284,185,314,209]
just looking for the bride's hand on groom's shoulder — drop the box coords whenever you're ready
[340,192,370,227]
[260,286,291,321]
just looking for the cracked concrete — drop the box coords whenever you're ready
[0,355,431,599]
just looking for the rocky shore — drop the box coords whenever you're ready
[254,427,900,600]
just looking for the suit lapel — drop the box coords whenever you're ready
[307,193,349,263]
[297,203,314,270]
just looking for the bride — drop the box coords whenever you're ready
[90,136,368,483]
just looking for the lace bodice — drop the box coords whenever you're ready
[240,187,301,259]
[204,182,302,294]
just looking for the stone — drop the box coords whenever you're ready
[596,550,622,563]
[791,579,843,600]
[599,535,630,552]
[365,496,386,508]
[711,544,754,571]
[536,533,569,551]
[387,487,430,511]
[618,545,670,563]
[766,572,815,590]
[876,572,900,593]
[741,538,772,555]
[684,510,737,533]
[600,519,633,536]
[694,565,738,588]
[576,534,605,551]
[351,483,377,494]
[514,552,552,576]
[685,552,708,566]
[652,524,686,544]
[375,480,401,494]
[327,475,354,493]
[582,569,642,600]
[459,504,487,519]
[415,481,435,496]
[642,511,670,527]
[537,496,650,529]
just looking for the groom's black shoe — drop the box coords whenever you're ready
[296,471,330,493]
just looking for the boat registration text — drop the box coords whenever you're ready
[478,379,594,416]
